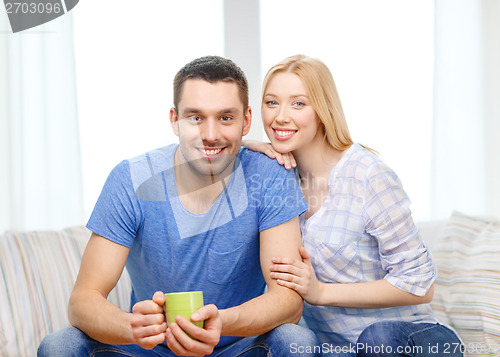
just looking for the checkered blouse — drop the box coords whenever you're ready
[301,143,441,345]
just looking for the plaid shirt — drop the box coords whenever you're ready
[301,143,440,345]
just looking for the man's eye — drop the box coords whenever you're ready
[220,116,233,121]
[188,116,202,122]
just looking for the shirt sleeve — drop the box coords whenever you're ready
[252,157,308,232]
[362,161,436,296]
[86,160,143,248]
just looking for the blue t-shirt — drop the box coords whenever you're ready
[87,144,307,347]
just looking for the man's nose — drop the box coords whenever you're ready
[201,119,221,143]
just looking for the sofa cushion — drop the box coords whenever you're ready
[0,226,131,357]
[431,211,500,356]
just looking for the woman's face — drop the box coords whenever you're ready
[261,72,323,154]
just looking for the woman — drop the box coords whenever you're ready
[246,55,462,356]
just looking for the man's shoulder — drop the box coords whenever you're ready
[122,144,177,194]
[127,144,177,167]
[238,147,289,176]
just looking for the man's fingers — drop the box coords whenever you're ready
[152,291,166,306]
[132,322,167,340]
[175,315,220,348]
[130,298,167,349]
[190,304,217,322]
[167,323,209,357]
[137,333,167,350]
[165,305,221,356]
[132,299,164,315]
[131,310,165,326]
[165,326,194,356]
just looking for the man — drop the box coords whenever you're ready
[38,56,319,356]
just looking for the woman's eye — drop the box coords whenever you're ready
[294,101,305,107]
[266,100,278,106]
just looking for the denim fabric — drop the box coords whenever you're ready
[353,321,463,357]
[38,323,320,357]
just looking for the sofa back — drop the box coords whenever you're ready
[0,226,131,357]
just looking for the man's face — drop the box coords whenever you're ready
[170,79,252,180]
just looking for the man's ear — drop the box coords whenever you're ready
[169,107,179,136]
[242,106,252,136]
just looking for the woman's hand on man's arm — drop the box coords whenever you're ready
[242,140,296,170]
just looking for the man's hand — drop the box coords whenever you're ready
[131,291,168,349]
[166,304,222,357]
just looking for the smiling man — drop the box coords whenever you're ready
[38,56,319,357]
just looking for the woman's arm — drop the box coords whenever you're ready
[270,160,436,309]
[270,247,434,308]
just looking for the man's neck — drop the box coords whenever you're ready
[173,149,235,215]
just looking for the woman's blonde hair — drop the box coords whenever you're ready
[262,55,375,154]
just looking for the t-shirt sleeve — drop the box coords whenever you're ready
[86,160,142,247]
[253,158,308,232]
[363,161,436,296]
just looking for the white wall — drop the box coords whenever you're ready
[74,0,224,217]
[73,0,499,223]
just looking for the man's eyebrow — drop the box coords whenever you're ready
[181,107,242,116]
[181,107,201,116]
[218,107,241,114]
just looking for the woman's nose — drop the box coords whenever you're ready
[275,107,290,124]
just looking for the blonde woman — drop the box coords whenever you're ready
[245,55,462,356]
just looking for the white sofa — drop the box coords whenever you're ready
[1,212,499,357]
[420,213,500,357]
[0,226,131,357]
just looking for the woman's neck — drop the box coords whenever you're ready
[293,138,347,183]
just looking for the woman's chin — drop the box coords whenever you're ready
[271,141,295,154]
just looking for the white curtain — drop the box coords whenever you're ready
[432,0,500,219]
[0,12,84,232]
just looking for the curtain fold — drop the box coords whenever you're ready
[0,12,84,231]
[432,0,500,219]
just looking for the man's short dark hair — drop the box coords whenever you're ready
[173,56,249,111]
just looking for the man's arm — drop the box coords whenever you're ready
[149,217,303,355]
[218,216,304,336]
[68,233,167,348]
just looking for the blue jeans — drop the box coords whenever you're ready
[354,321,463,357]
[37,323,320,357]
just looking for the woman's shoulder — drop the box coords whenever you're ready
[338,144,398,182]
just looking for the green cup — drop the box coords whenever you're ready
[164,291,204,330]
